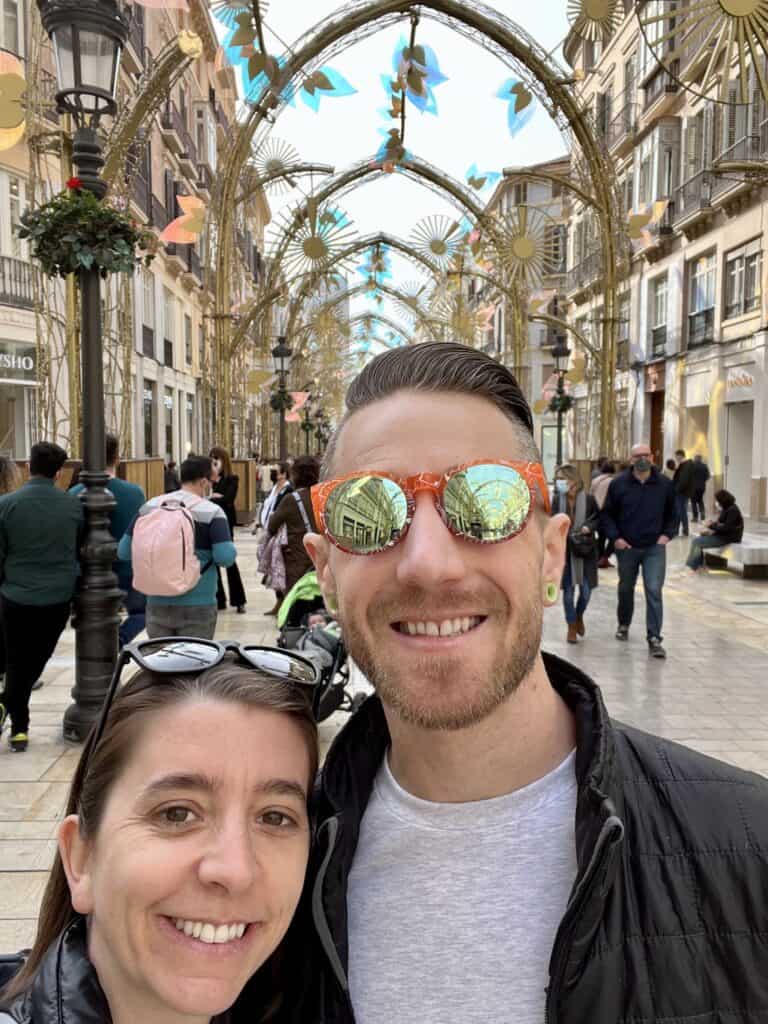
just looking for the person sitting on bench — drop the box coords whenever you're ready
[685,489,744,573]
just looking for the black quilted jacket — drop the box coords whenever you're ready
[303,653,768,1023]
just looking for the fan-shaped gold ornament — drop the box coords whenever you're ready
[250,138,301,195]
[493,205,565,290]
[567,0,621,41]
[274,200,357,279]
[638,0,768,104]
[410,216,464,269]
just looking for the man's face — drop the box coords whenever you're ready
[630,445,653,470]
[306,391,567,732]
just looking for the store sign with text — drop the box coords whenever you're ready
[0,341,36,383]
[726,366,755,403]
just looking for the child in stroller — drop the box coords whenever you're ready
[276,572,365,722]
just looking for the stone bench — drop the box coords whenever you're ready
[704,533,768,580]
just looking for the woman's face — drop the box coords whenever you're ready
[212,458,222,474]
[60,700,312,1023]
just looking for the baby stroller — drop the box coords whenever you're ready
[276,572,366,722]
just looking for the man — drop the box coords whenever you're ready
[118,455,236,639]
[0,443,82,752]
[299,342,768,1024]
[71,434,146,646]
[691,452,711,522]
[672,447,696,536]
[601,443,676,658]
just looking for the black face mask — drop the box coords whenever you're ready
[633,458,652,473]
[270,470,278,484]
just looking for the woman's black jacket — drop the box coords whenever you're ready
[712,503,744,544]
[213,473,240,532]
[298,653,768,1023]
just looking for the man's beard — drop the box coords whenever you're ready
[338,586,543,732]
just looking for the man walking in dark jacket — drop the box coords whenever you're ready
[297,343,768,1024]
[0,443,82,751]
[691,452,711,521]
[601,444,677,658]
[672,447,696,535]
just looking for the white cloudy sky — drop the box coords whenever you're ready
[228,0,572,341]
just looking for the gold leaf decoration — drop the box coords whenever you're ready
[533,398,549,414]
[230,11,256,47]
[177,30,203,58]
[510,82,532,113]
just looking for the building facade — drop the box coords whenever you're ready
[564,0,768,519]
[0,0,270,463]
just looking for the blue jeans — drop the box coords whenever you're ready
[119,587,146,648]
[686,534,725,570]
[675,494,689,535]
[562,562,591,625]
[616,544,666,640]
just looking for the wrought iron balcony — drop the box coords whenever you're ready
[711,135,762,197]
[197,163,214,197]
[643,62,679,111]
[687,307,715,348]
[125,7,145,72]
[674,170,712,224]
[149,196,168,230]
[132,175,150,219]
[650,324,667,357]
[160,101,187,157]
[0,256,34,311]
[607,102,637,154]
[186,248,203,283]
[565,250,602,296]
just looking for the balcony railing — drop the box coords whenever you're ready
[607,102,637,151]
[127,9,145,62]
[187,248,203,282]
[650,324,667,356]
[149,196,168,230]
[161,101,187,155]
[0,256,34,310]
[197,163,214,196]
[688,307,715,348]
[711,135,762,197]
[679,17,715,76]
[216,104,229,135]
[566,250,602,294]
[643,62,679,110]
[132,175,150,218]
[674,169,712,222]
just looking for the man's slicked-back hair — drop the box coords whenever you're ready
[323,342,540,478]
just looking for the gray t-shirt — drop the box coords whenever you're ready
[347,750,578,1024]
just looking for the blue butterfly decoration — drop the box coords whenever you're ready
[356,246,393,284]
[299,68,358,113]
[389,35,447,115]
[496,78,536,137]
[465,164,502,193]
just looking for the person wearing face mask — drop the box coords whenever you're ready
[601,445,677,658]
[552,466,599,644]
[209,446,247,615]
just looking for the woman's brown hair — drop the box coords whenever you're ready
[209,445,233,479]
[1,658,318,1008]
[555,464,584,492]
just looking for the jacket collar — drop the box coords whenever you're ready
[29,918,110,1024]
[320,650,623,881]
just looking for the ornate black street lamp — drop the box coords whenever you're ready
[551,335,572,469]
[314,408,328,453]
[37,0,128,741]
[271,337,293,463]
[300,398,315,455]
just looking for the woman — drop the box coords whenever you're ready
[589,459,616,568]
[0,642,319,1024]
[551,464,599,644]
[267,457,319,617]
[210,446,247,614]
[684,489,744,574]
[663,458,677,481]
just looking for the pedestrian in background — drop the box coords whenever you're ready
[691,453,711,523]
[266,456,319,615]
[0,443,82,752]
[673,448,695,537]
[71,435,146,647]
[663,458,676,480]
[602,443,677,659]
[684,489,744,574]
[589,459,616,568]
[0,457,21,696]
[163,459,180,493]
[209,445,247,614]
[119,455,236,639]
[552,464,599,644]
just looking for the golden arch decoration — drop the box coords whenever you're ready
[213,0,620,452]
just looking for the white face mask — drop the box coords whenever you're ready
[555,479,569,495]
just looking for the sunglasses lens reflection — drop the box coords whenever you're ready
[241,647,318,685]
[324,475,408,554]
[444,464,531,542]
[139,641,220,672]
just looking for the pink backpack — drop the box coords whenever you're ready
[132,497,206,597]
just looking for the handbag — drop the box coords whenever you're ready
[570,529,596,559]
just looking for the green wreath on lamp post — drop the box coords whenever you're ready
[270,389,295,413]
[17,177,157,279]
[548,392,574,415]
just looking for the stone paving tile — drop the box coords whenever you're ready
[0,530,767,947]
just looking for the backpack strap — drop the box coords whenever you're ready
[292,491,312,534]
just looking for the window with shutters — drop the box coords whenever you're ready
[624,53,637,102]
[163,287,176,367]
[1,0,21,55]
[724,239,761,319]
[184,314,193,364]
[723,78,750,156]
[596,89,613,135]
[650,275,668,355]
[512,182,527,206]
[689,252,716,313]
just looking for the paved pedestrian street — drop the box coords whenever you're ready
[0,531,766,952]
